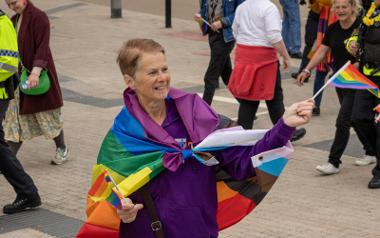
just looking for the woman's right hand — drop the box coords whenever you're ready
[117,197,144,223]
[27,73,40,88]
[297,71,310,87]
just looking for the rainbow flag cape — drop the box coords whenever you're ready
[329,62,379,89]
[77,89,294,237]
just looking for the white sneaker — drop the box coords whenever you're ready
[355,155,376,166]
[51,146,69,165]
[316,162,340,175]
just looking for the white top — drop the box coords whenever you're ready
[232,0,283,47]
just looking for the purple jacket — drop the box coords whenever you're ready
[119,88,294,238]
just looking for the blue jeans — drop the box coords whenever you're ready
[313,70,328,108]
[280,0,301,54]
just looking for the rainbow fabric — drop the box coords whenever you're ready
[368,88,380,98]
[330,62,379,90]
[77,106,293,238]
[375,104,380,113]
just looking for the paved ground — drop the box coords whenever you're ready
[0,0,379,237]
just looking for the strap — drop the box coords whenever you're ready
[140,186,165,238]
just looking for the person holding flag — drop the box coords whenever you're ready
[297,0,376,175]
[346,0,380,188]
[79,39,314,238]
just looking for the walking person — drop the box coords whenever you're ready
[113,38,314,237]
[347,0,380,188]
[297,0,376,175]
[279,0,302,58]
[0,8,41,214]
[196,0,244,105]
[4,0,69,165]
[228,0,307,141]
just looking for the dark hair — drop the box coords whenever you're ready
[116,39,165,76]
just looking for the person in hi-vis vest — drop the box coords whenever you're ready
[0,9,41,214]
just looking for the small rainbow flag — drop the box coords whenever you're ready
[330,62,378,89]
[88,170,110,199]
[106,188,122,209]
[374,104,380,113]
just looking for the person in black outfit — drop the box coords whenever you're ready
[348,0,380,188]
[297,0,376,175]
[0,9,41,214]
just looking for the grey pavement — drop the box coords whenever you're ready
[0,0,379,237]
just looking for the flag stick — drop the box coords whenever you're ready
[106,171,129,204]
[311,61,350,100]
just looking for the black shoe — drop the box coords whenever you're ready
[291,128,306,142]
[312,107,320,116]
[3,193,41,214]
[290,52,303,59]
[368,176,380,189]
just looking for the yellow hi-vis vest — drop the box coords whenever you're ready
[0,11,18,99]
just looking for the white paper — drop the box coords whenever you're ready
[194,128,268,150]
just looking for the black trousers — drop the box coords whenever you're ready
[352,75,380,177]
[298,10,319,73]
[237,64,285,129]
[328,88,376,167]
[202,30,235,105]
[0,99,38,197]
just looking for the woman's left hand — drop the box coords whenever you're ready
[27,73,40,89]
[283,99,315,127]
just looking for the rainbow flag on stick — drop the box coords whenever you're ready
[312,62,379,100]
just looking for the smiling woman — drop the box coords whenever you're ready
[81,38,314,238]
[117,39,170,125]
